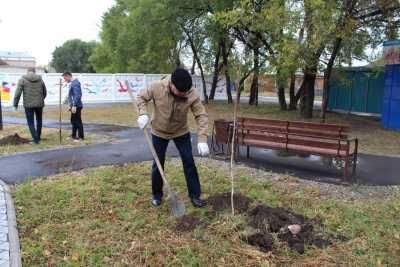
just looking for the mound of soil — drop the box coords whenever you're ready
[249,204,331,254]
[249,205,306,233]
[244,233,273,252]
[207,192,253,213]
[0,134,30,146]
[174,215,201,232]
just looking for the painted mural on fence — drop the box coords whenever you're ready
[80,75,115,101]
[0,74,18,104]
[0,73,228,106]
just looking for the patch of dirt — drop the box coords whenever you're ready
[249,204,331,254]
[244,233,273,252]
[0,134,30,146]
[207,192,253,213]
[174,215,201,232]
[249,205,306,232]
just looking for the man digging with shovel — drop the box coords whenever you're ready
[137,68,209,208]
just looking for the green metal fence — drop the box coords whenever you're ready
[328,67,385,114]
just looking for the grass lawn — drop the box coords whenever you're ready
[13,158,400,266]
[6,102,400,156]
[0,125,110,156]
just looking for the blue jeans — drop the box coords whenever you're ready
[24,107,43,143]
[151,133,201,200]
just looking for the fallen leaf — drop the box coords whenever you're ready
[71,252,80,261]
[43,250,51,257]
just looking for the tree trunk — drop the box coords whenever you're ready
[300,67,316,118]
[209,45,221,100]
[249,47,260,106]
[321,37,342,122]
[276,68,287,110]
[191,55,196,75]
[185,31,208,103]
[221,39,233,104]
[289,73,297,110]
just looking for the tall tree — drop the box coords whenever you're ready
[91,0,181,73]
[51,39,97,73]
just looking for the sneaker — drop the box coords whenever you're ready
[73,138,83,143]
[191,198,207,208]
[151,198,162,207]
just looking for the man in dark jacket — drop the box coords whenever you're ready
[62,72,84,141]
[13,68,47,144]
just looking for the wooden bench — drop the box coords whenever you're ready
[211,119,233,155]
[212,117,358,178]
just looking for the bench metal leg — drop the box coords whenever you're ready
[352,153,357,176]
[352,139,358,177]
[344,157,349,179]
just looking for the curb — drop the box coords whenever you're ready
[0,181,22,267]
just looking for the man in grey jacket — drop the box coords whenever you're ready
[13,68,47,144]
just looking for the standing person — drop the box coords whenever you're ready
[62,72,84,141]
[13,68,47,144]
[137,68,210,208]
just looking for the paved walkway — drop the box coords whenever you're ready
[0,182,21,267]
[1,116,400,185]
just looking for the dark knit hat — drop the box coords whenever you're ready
[171,68,192,92]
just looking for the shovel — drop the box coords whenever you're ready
[125,81,186,218]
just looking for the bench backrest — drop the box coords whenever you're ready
[237,117,350,139]
[236,117,351,153]
[213,119,232,144]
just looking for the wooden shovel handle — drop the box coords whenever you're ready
[125,81,171,190]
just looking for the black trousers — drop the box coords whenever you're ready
[151,133,201,200]
[70,107,84,139]
[24,107,43,143]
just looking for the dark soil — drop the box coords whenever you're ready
[207,192,253,213]
[249,205,306,232]
[244,233,273,252]
[249,204,331,254]
[0,134,30,146]
[174,215,201,232]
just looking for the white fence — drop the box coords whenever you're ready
[0,73,228,107]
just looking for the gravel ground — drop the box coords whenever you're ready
[186,157,400,202]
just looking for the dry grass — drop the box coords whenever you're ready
[5,101,400,155]
[0,125,110,156]
[13,159,400,266]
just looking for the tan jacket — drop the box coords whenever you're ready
[137,75,208,143]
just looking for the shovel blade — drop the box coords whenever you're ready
[167,193,186,218]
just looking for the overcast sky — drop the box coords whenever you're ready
[0,0,115,65]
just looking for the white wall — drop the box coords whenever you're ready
[0,73,227,107]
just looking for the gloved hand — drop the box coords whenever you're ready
[71,106,77,114]
[137,114,149,129]
[197,143,210,157]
